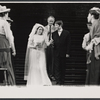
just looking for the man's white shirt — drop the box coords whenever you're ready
[58,28,63,36]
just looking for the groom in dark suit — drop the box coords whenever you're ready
[52,20,71,85]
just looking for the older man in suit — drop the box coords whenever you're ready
[52,20,71,85]
[45,16,56,81]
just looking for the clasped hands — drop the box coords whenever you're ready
[50,39,54,44]
[29,41,42,49]
[48,39,54,47]
[34,42,42,49]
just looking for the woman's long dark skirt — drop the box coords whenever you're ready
[0,35,16,85]
[86,49,100,85]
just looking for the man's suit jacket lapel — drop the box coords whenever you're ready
[58,30,65,41]
[59,30,64,38]
[55,30,65,46]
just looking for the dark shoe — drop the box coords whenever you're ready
[50,75,55,81]
[51,76,55,81]
[60,83,64,85]
[56,82,60,85]
[60,81,64,85]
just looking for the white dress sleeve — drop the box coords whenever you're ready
[28,38,34,48]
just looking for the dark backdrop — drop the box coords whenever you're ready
[1,3,99,50]
[1,3,100,85]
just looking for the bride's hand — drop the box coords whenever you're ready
[35,42,42,49]
[29,43,37,48]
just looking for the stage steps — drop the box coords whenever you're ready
[14,36,87,85]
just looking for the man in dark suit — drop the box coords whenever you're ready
[52,20,71,85]
[45,16,56,81]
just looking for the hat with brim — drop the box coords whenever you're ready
[0,5,10,13]
[90,7,100,14]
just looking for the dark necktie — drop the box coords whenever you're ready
[49,25,51,41]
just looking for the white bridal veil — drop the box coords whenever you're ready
[24,23,46,80]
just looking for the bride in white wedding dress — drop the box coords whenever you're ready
[24,23,53,86]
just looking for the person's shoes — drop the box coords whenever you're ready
[56,81,64,85]
[60,81,64,85]
[51,76,55,81]
[49,75,55,81]
[60,83,64,85]
[56,82,60,85]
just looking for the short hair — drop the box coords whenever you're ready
[55,20,63,26]
[47,16,55,21]
[89,10,100,19]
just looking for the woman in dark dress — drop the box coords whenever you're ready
[83,7,100,85]
[0,5,16,85]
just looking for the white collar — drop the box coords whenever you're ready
[48,24,53,27]
[58,28,63,32]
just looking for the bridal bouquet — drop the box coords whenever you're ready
[33,35,43,49]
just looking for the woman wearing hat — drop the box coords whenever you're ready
[24,23,53,85]
[84,7,100,85]
[0,5,16,85]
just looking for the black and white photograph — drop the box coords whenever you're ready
[1,1,100,98]
[0,1,100,88]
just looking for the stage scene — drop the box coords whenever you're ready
[0,3,100,86]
